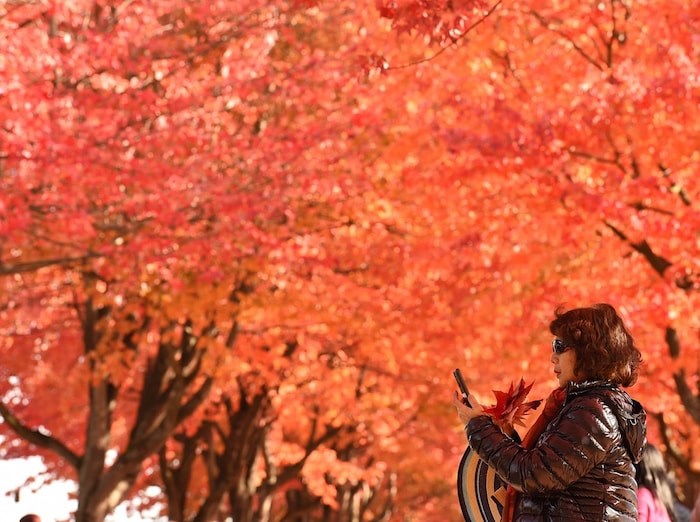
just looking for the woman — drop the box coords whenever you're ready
[453,303,647,521]
[636,444,676,522]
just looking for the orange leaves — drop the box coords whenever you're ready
[360,53,390,77]
[1,0,698,519]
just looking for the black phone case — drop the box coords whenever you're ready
[453,369,472,407]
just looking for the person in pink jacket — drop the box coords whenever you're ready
[636,444,676,522]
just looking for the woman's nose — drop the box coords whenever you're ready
[550,352,558,364]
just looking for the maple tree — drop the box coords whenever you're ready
[372,0,700,506]
[1,0,698,520]
[0,0,441,520]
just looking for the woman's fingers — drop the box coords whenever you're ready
[452,390,469,409]
[468,393,482,409]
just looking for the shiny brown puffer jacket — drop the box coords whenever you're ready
[467,380,647,521]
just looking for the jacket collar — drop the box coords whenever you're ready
[566,379,618,396]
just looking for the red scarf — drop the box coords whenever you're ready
[501,387,567,522]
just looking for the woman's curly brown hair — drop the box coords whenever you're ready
[549,303,642,387]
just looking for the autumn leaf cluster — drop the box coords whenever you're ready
[1,0,699,520]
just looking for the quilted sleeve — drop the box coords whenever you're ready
[467,397,618,494]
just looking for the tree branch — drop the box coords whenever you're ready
[0,402,81,469]
[603,220,673,276]
[629,201,674,216]
[665,326,681,359]
[651,412,692,475]
[659,163,692,206]
[529,9,604,71]
[673,369,700,425]
[177,377,213,423]
[0,254,102,276]
[387,1,503,70]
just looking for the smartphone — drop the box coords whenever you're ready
[453,368,472,407]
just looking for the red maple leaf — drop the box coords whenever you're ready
[483,378,542,429]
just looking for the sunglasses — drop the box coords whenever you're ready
[552,338,571,354]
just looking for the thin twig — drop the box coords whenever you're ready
[387,1,503,70]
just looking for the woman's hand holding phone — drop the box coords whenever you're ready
[453,368,471,406]
[451,368,484,429]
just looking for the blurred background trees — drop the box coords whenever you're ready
[1,0,697,520]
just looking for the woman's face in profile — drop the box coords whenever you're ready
[551,345,579,386]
